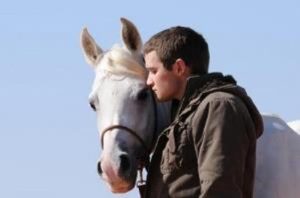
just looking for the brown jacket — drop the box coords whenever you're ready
[144,73,263,198]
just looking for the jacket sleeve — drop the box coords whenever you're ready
[191,97,250,198]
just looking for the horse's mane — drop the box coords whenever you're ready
[99,45,147,79]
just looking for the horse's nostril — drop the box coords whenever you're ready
[97,161,103,175]
[120,154,130,172]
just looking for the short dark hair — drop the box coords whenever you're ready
[143,26,209,75]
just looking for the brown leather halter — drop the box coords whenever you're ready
[101,125,150,155]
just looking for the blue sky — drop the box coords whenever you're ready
[0,0,299,197]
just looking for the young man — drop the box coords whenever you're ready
[143,26,263,198]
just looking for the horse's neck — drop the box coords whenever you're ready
[155,101,172,136]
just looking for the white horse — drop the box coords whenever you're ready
[80,18,170,193]
[81,18,300,197]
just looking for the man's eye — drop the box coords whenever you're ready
[150,70,157,74]
[147,68,157,74]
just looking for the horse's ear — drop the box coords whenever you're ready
[120,18,142,53]
[80,28,103,68]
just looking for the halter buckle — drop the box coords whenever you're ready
[137,168,146,187]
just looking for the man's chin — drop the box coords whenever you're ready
[156,96,168,102]
[153,91,169,102]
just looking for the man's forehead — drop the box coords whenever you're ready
[145,52,162,68]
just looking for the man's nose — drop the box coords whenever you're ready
[146,76,153,87]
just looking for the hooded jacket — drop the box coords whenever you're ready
[144,73,263,198]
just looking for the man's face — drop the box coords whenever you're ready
[145,51,180,101]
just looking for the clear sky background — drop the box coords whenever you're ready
[0,0,299,197]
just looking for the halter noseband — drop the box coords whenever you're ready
[101,125,150,155]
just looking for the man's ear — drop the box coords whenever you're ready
[173,58,190,77]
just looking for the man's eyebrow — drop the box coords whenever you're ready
[146,65,153,68]
[145,65,154,69]
[145,66,157,71]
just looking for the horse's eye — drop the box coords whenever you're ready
[137,89,148,101]
[89,101,96,111]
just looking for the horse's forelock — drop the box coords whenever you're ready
[99,46,147,79]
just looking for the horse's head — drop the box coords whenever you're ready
[80,18,156,193]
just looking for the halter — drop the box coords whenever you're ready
[101,125,150,155]
[100,90,157,193]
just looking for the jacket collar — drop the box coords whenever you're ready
[183,72,225,99]
[171,72,238,120]
[170,72,263,138]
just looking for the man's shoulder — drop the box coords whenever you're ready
[191,90,249,119]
